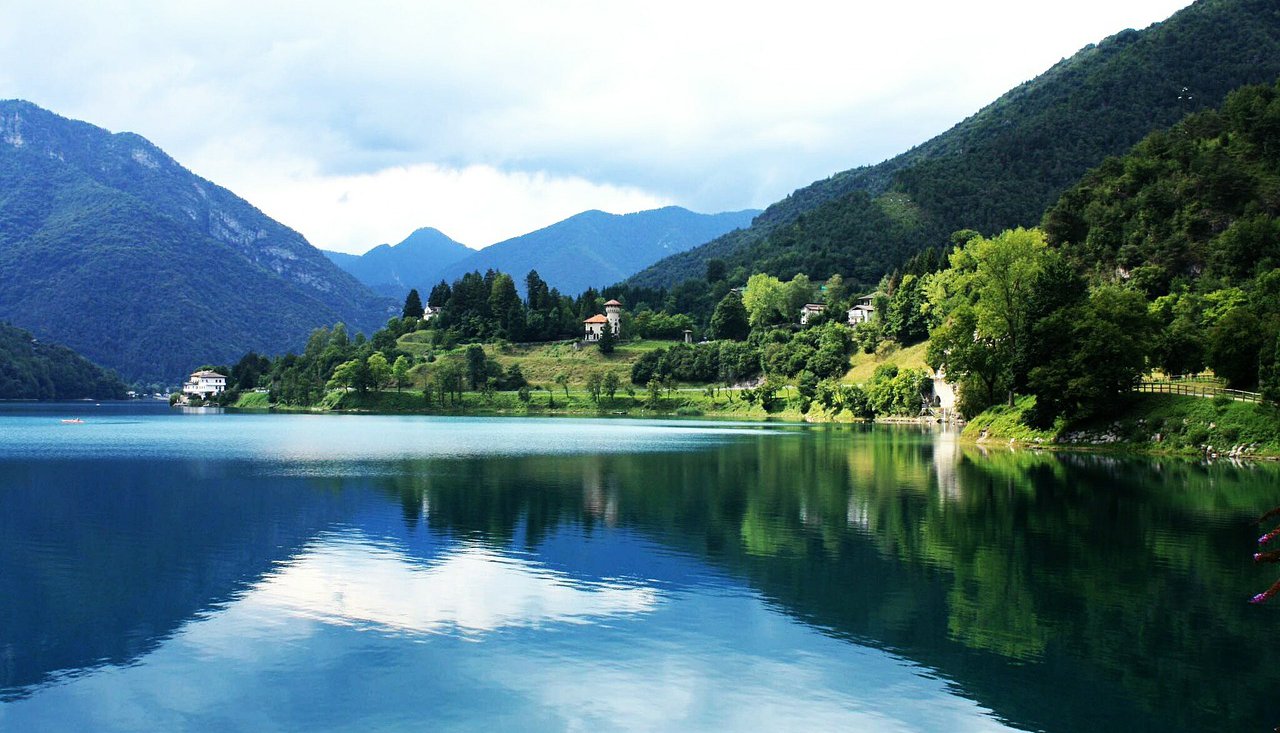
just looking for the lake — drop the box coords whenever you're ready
[1,402,1278,732]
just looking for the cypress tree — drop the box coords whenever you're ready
[402,289,425,319]
[599,321,616,354]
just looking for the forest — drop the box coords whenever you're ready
[0,321,127,400]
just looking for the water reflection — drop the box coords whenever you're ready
[251,531,659,636]
[2,411,1279,732]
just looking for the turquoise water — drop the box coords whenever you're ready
[2,402,1278,731]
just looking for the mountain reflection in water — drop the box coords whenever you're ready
[1,407,1278,732]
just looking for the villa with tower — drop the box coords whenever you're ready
[584,300,623,342]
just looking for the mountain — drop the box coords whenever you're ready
[626,0,1280,290]
[438,206,758,296]
[0,321,127,399]
[0,100,393,383]
[1045,79,1280,290]
[330,207,758,298]
[1041,79,1280,389]
[323,227,473,298]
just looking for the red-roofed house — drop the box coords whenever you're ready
[584,300,623,342]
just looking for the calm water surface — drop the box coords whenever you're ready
[1,402,1278,731]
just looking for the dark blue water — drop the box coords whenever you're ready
[2,402,1278,731]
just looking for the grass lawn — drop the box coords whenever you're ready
[842,341,930,383]
[397,334,674,390]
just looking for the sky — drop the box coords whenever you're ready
[0,1,1194,253]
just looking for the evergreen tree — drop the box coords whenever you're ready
[599,321,615,354]
[465,345,487,390]
[428,280,451,308]
[402,289,425,319]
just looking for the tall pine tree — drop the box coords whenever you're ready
[402,289,425,319]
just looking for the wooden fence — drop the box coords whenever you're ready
[1137,380,1263,403]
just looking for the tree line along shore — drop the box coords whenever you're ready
[184,80,1280,459]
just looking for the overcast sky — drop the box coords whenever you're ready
[0,1,1193,253]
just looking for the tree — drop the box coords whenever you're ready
[781,274,816,323]
[824,274,848,311]
[465,345,487,390]
[646,378,661,408]
[885,274,929,345]
[710,291,750,341]
[555,372,570,397]
[927,305,1005,417]
[428,281,451,308]
[839,384,876,420]
[504,363,527,390]
[970,228,1050,398]
[706,258,728,283]
[586,372,604,404]
[599,321,615,354]
[1209,306,1267,389]
[489,273,523,339]
[402,289,425,319]
[392,355,410,392]
[1027,286,1154,423]
[603,371,620,402]
[231,351,271,390]
[367,352,392,390]
[926,228,1052,406]
[326,359,360,392]
[742,273,787,327]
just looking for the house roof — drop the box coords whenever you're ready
[191,370,227,378]
[604,299,622,307]
[584,314,608,324]
[802,303,825,310]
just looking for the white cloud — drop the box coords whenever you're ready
[0,1,1194,251]
[242,162,671,252]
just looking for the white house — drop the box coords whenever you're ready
[847,295,877,326]
[799,303,825,325]
[183,370,227,398]
[422,305,440,322]
[584,300,623,342]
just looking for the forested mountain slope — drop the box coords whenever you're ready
[1042,79,1280,390]
[627,0,1280,291]
[0,321,126,399]
[0,101,393,382]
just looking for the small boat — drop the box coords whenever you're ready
[60,418,84,424]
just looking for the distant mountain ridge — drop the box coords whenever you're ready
[329,206,758,298]
[626,0,1280,290]
[0,100,393,383]
[324,227,473,298]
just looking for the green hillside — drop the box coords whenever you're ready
[0,101,393,383]
[1041,78,1280,392]
[0,321,126,399]
[626,0,1280,291]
